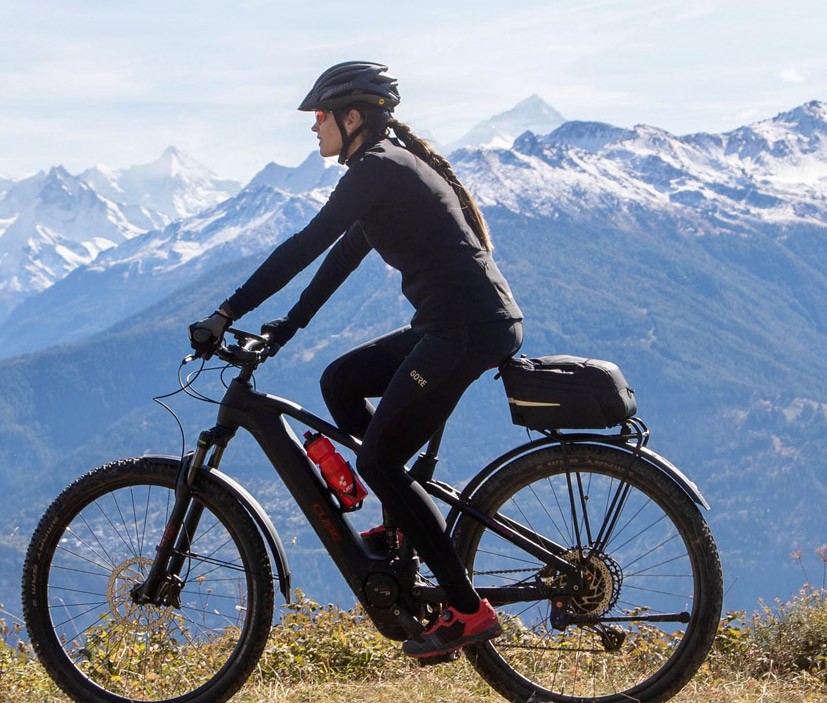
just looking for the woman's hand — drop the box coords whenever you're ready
[260,317,297,347]
[188,310,233,358]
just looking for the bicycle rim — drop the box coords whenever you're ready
[23,458,274,703]
[456,444,722,703]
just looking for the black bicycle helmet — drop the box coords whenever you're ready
[298,61,400,112]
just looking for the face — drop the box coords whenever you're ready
[311,108,365,159]
[312,110,342,158]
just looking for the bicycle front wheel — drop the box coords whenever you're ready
[22,457,275,703]
[454,444,722,703]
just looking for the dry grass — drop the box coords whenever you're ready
[2,588,825,703]
[3,659,822,703]
[230,665,825,703]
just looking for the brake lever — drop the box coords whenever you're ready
[183,350,212,364]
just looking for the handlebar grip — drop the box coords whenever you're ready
[191,328,214,344]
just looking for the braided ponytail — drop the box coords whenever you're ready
[386,119,493,252]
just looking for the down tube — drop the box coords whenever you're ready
[219,381,376,596]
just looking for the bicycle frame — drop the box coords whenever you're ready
[132,360,583,636]
[134,340,709,640]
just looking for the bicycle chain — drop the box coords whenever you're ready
[474,567,539,576]
[424,567,537,581]
[426,569,615,654]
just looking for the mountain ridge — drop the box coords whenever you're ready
[2,100,825,359]
[0,166,144,317]
[0,148,242,322]
[443,94,567,152]
[1,100,826,618]
[80,146,242,223]
[456,100,827,237]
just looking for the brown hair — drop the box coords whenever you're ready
[348,104,493,252]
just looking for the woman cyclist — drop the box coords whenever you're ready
[189,61,524,659]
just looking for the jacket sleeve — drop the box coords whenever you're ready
[222,157,386,319]
[286,222,372,329]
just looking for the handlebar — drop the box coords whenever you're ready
[230,327,269,351]
[187,327,280,368]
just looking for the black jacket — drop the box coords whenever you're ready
[224,138,523,331]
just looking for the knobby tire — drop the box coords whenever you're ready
[22,457,275,703]
[454,444,723,703]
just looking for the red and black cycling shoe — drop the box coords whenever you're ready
[402,599,502,659]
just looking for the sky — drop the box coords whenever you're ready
[1,0,825,183]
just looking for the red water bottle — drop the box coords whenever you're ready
[303,431,368,511]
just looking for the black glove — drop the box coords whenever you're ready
[261,317,297,347]
[189,310,232,359]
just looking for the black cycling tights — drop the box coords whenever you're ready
[320,320,523,614]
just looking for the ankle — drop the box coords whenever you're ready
[439,572,479,613]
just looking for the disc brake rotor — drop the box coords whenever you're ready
[541,548,622,616]
[106,556,173,631]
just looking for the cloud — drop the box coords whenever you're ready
[4,0,827,181]
[780,68,806,84]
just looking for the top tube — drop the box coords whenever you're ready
[206,326,451,470]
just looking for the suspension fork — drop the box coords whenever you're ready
[131,426,234,607]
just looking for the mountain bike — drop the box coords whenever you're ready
[22,327,723,703]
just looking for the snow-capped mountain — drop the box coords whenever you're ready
[0,107,550,326]
[0,148,242,321]
[456,100,827,235]
[444,94,566,153]
[2,101,826,359]
[0,148,336,354]
[0,165,332,353]
[248,151,344,194]
[80,146,241,228]
[705,101,827,195]
[0,166,145,318]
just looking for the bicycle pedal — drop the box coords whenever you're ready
[415,649,461,667]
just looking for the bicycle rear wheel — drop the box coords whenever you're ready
[454,444,722,703]
[22,457,274,703]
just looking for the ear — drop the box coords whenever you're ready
[344,108,365,133]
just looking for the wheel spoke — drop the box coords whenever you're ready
[457,444,722,703]
[23,459,274,703]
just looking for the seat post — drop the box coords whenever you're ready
[407,423,445,484]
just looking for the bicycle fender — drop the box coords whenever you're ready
[446,437,710,534]
[202,467,292,602]
[635,446,710,511]
[143,454,292,602]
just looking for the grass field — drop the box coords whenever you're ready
[2,587,825,703]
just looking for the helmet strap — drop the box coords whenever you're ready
[334,110,367,164]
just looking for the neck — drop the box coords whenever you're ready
[335,113,368,165]
[346,134,366,158]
